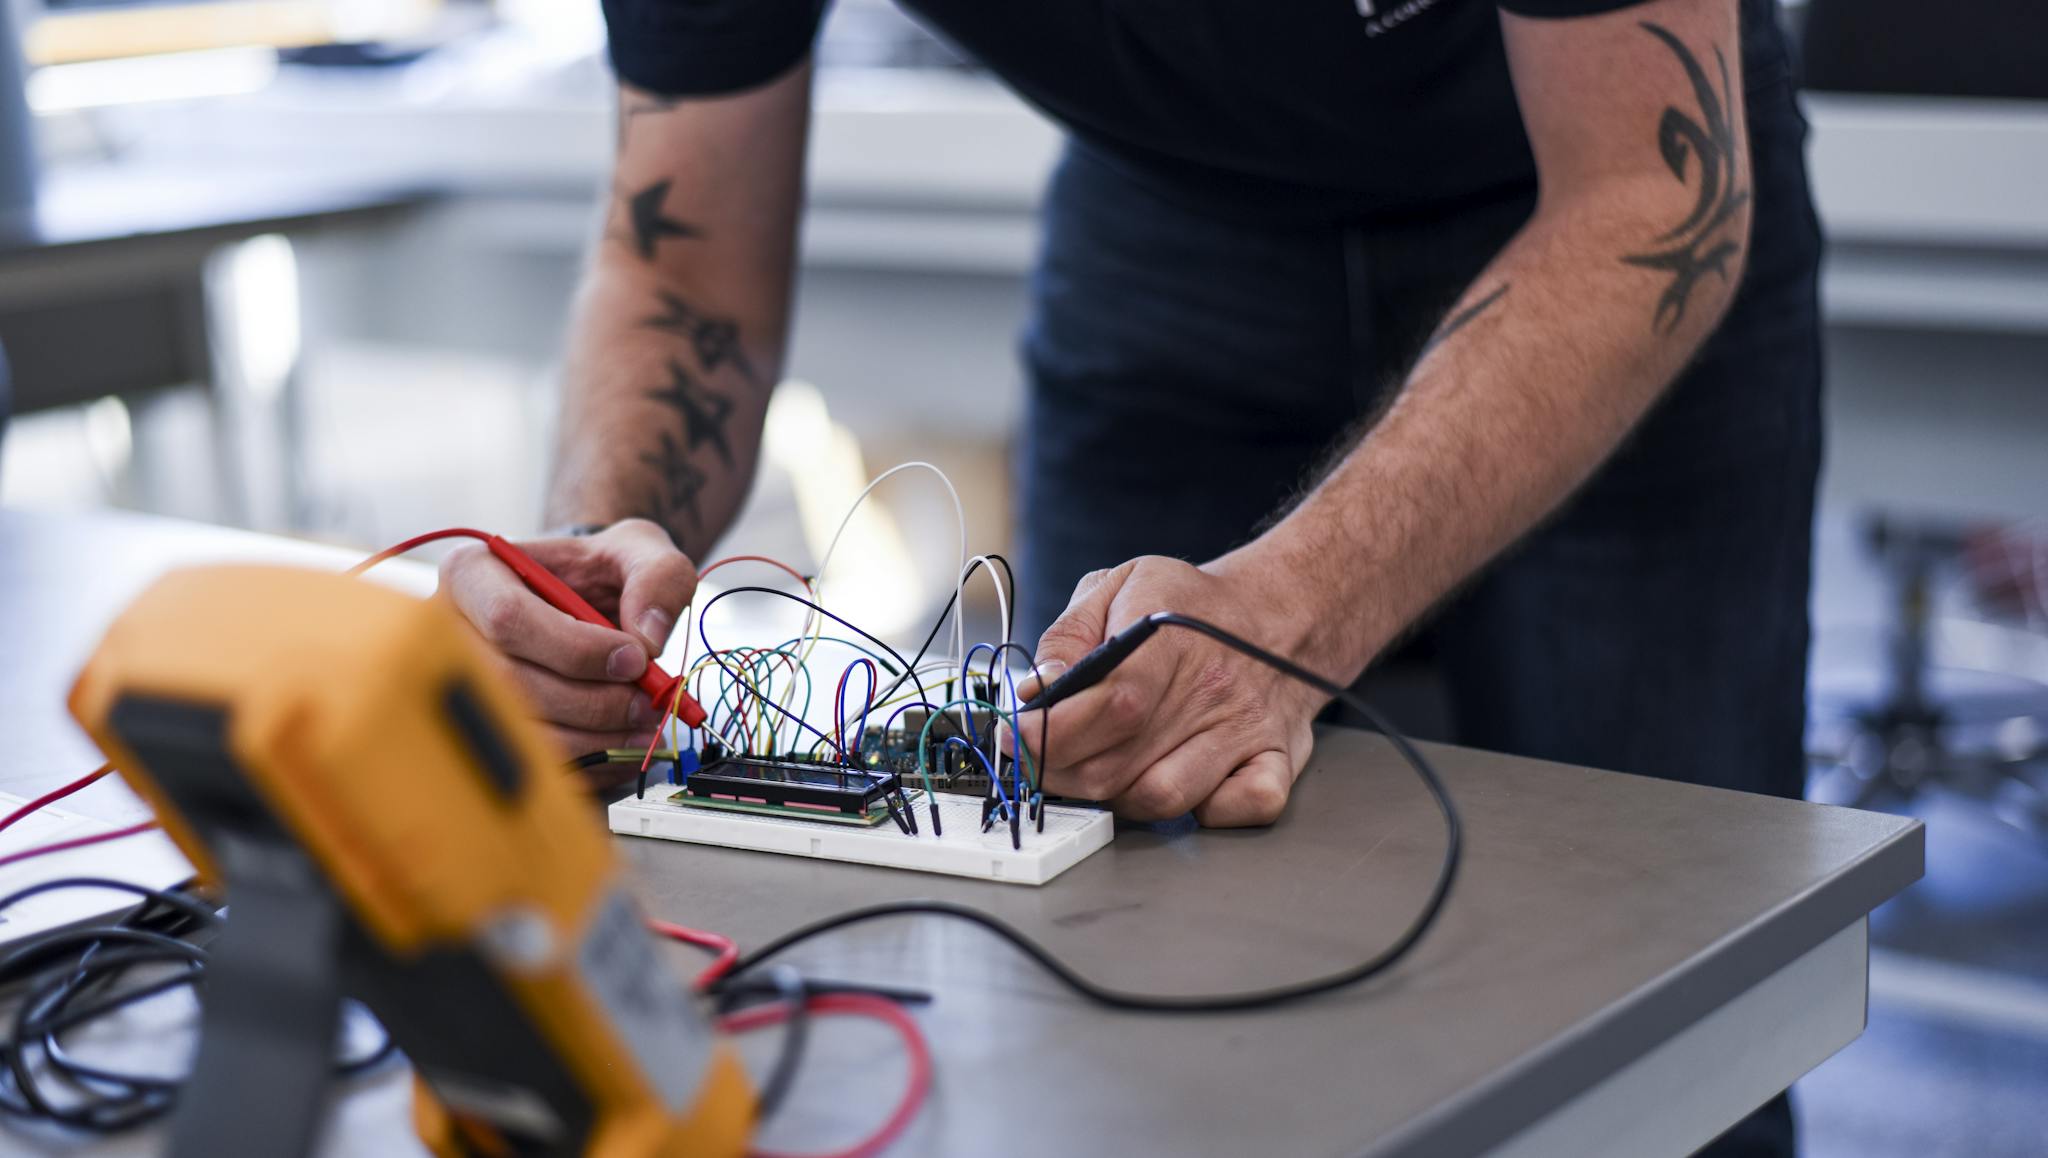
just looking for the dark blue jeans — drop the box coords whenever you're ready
[1016,78,1822,1158]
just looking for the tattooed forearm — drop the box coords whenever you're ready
[1619,22,1750,335]
[642,291,762,387]
[620,179,701,261]
[1418,283,1510,361]
[558,64,806,550]
[646,359,736,468]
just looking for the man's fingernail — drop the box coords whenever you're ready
[1036,660,1068,681]
[608,644,646,681]
[637,608,673,648]
[629,697,660,728]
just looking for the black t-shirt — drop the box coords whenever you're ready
[602,0,1787,222]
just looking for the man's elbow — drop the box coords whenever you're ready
[1598,202,1742,344]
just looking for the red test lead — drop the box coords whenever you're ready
[352,527,709,729]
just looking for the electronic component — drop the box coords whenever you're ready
[669,791,898,828]
[683,757,900,816]
[70,565,753,1158]
[871,708,998,796]
[671,747,701,783]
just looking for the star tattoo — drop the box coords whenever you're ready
[642,291,762,387]
[645,359,734,467]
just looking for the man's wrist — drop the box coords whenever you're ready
[1210,520,1395,686]
[548,516,694,555]
[547,521,610,538]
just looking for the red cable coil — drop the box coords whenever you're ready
[650,919,933,1158]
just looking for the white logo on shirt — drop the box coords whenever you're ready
[1359,0,1444,37]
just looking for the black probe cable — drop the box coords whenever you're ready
[748,965,810,1120]
[711,611,1462,1014]
[0,879,396,1134]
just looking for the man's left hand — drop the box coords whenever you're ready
[1010,555,1329,827]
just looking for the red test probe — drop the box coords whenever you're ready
[351,528,708,729]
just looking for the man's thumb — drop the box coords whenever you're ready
[1015,658,1068,704]
[1031,563,1131,673]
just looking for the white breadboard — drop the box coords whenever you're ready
[609,790,1114,886]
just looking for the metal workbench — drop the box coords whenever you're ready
[0,507,1923,1156]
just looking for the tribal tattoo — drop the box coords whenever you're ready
[1418,283,1510,361]
[1620,23,1750,335]
[641,291,762,387]
[645,359,735,467]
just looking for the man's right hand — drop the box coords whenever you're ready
[439,519,699,758]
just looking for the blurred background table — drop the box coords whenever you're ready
[0,164,429,528]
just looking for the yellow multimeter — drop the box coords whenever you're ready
[69,565,753,1158]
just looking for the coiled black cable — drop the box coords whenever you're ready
[0,879,396,1134]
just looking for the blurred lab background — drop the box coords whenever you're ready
[0,2,2044,1154]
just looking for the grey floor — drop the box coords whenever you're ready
[1800,1002,2048,1158]
[5,344,2047,1157]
